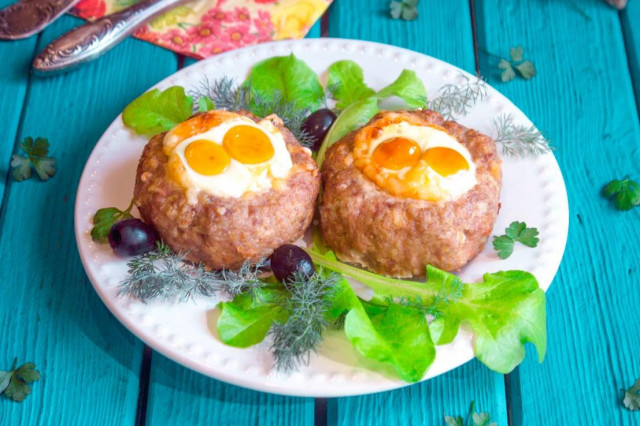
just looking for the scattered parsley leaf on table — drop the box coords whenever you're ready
[445,401,497,426]
[499,46,536,82]
[11,137,56,181]
[493,221,539,259]
[443,415,463,426]
[1,359,40,403]
[602,178,640,210]
[122,86,193,136]
[498,59,516,82]
[91,200,134,242]
[390,0,419,20]
[623,378,640,411]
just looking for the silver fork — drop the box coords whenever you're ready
[32,0,190,74]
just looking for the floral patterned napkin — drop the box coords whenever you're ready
[71,0,332,59]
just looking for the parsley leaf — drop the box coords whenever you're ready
[510,46,524,62]
[390,0,419,20]
[443,416,464,426]
[498,59,516,82]
[623,378,640,411]
[11,137,56,182]
[499,46,536,82]
[602,178,640,210]
[493,221,539,259]
[91,200,134,242]
[493,235,515,259]
[445,401,497,426]
[122,86,193,136]
[1,359,40,403]
[515,61,536,79]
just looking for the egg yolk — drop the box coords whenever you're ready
[185,140,231,176]
[423,147,469,177]
[223,125,274,164]
[372,137,422,170]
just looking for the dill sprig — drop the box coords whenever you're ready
[493,113,551,157]
[191,77,315,148]
[429,73,487,120]
[386,274,463,318]
[270,269,340,372]
[118,242,266,303]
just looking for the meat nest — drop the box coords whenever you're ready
[319,110,502,278]
[134,111,320,270]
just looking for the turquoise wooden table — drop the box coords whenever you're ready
[1,0,639,424]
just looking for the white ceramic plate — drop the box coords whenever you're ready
[75,38,569,397]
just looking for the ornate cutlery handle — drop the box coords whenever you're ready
[0,0,79,40]
[33,0,188,73]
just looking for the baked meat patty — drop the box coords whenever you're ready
[319,110,502,278]
[134,111,320,270]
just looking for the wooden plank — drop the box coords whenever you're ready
[0,16,177,425]
[474,0,640,424]
[328,361,506,425]
[621,0,640,108]
[327,0,476,73]
[145,19,325,426]
[147,352,314,426]
[0,0,38,206]
[326,1,509,424]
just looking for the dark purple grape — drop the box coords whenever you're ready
[270,244,316,283]
[109,218,159,257]
[301,108,337,151]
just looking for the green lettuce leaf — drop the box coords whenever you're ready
[327,60,376,110]
[122,86,193,136]
[323,258,435,382]
[374,69,428,108]
[315,68,428,167]
[316,97,380,167]
[345,300,435,382]
[246,54,325,112]
[217,288,288,348]
[309,250,546,374]
[449,270,546,373]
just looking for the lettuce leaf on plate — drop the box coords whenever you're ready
[308,250,547,375]
[327,60,376,110]
[122,86,193,136]
[246,53,325,112]
[317,67,428,166]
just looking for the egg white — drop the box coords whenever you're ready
[366,122,477,201]
[166,116,293,199]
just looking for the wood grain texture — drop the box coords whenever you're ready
[147,352,314,426]
[474,0,640,423]
[0,16,177,425]
[0,0,37,207]
[326,1,508,424]
[327,0,476,73]
[327,361,506,426]
[620,0,640,109]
